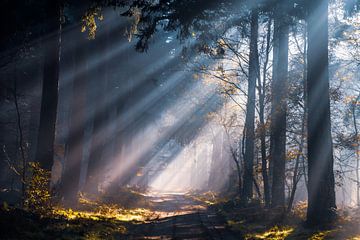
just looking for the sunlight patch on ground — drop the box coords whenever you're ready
[184,191,228,206]
[245,226,294,240]
[51,193,153,222]
[144,191,188,197]
[348,236,360,240]
[53,206,152,222]
[53,192,208,223]
[309,230,336,240]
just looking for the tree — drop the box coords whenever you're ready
[84,23,111,194]
[257,17,271,207]
[60,29,89,205]
[306,0,336,225]
[242,9,259,204]
[35,0,61,172]
[270,0,289,208]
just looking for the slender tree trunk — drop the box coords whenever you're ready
[242,9,259,204]
[301,24,309,190]
[230,147,242,195]
[270,1,289,208]
[287,115,306,211]
[306,0,336,225]
[12,64,27,203]
[258,18,271,207]
[352,94,360,206]
[226,128,242,195]
[209,133,222,191]
[287,25,308,211]
[35,1,61,171]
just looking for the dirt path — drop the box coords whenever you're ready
[124,193,241,239]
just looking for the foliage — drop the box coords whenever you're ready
[81,7,104,39]
[245,225,294,240]
[292,201,308,220]
[185,191,228,205]
[0,205,127,240]
[53,206,152,222]
[308,230,335,240]
[24,162,52,216]
[52,192,156,223]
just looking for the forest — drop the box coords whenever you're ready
[0,0,360,239]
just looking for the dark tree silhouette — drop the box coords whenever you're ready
[270,0,289,208]
[60,32,88,204]
[306,0,336,225]
[35,1,61,171]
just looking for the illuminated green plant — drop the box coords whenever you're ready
[24,162,52,215]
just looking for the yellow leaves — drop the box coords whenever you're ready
[292,201,308,220]
[344,95,360,105]
[246,226,294,240]
[185,191,227,206]
[79,193,99,206]
[126,7,141,42]
[24,162,52,216]
[286,149,302,161]
[217,39,226,47]
[53,205,152,223]
[309,230,334,240]
[81,7,104,40]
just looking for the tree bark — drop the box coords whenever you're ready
[306,0,337,225]
[270,0,289,208]
[352,94,360,206]
[242,9,259,204]
[35,1,61,171]
[60,32,88,205]
[258,18,271,207]
[84,26,110,194]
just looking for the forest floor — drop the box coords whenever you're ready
[1,190,360,239]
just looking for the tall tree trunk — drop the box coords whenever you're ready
[60,33,88,205]
[84,26,110,194]
[258,18,271,207]
[35,1,61,171]
[270,1,289,208]
[301,24,309,190]
[242,9,259,204]
[306,0,336,225]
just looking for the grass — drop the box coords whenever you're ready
[219,200,360,240]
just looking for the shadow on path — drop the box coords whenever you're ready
[124,192,242,239]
